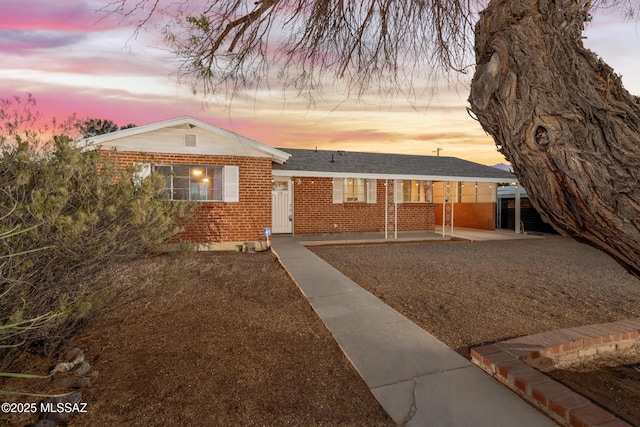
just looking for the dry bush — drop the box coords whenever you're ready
[0,96,192,370]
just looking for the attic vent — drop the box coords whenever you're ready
[184,134,197,147]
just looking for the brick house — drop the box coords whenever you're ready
[85,116,519,249]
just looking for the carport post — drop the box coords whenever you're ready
[515,183,522,234]
[385,179,388,239]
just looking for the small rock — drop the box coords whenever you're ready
[63,347,84,366]
[72,361,91,376]
[50,348,86,375]
[40,391,82,423]
[50,361,75,376]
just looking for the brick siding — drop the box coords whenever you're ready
[434,202,496,230]
[104,151,272,243]
[291,177,435,234]
[104,151,497,241]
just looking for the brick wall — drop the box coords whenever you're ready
[292,177,436,234]
[435,202,496,230]
[398,203,436,232]
[105,151,272,243]
[471,318,640,427]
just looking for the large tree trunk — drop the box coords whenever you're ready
[469,0,640,278]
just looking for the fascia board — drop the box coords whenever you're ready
[271,170,517,183]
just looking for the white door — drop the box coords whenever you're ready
[272,180,292,233]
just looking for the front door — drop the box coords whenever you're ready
[272,180,292,233]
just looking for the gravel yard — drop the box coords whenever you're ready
[311,235,640,424]
[312,236,640,358]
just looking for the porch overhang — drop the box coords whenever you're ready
[272,169,518,184]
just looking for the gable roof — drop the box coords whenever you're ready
[273,148,516,182]
[82,116,291,164]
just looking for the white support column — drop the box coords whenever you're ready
[515,183,522,234]
[442,181,446,237]
[450,185,455,238]
[385,179,388,239]
[394,180,398,239]
[385,179,397,239]
[442,181,454,237]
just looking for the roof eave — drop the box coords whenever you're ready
[272,169,517,183]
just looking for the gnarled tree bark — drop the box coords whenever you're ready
[470,0,640,278]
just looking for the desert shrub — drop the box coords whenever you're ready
[0,96,191,370]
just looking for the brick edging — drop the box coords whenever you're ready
[471,318,640,427]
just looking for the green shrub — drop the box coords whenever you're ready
[0,96,192,370]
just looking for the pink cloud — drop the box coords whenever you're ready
[0,1,117,32]
[0,89,186,129]
[0,30,86,54]
[27,51,169,76]
[0,1,126,54]
[0,88,289,149]
[218,117,305,147]
[0,88,506,165]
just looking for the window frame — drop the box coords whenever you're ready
[458,181,496,203]
[332,178,377,204]
[155,164,224,202]
[342,177,366,203]
[402,180,432,203]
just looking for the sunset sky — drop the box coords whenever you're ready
[2,1,639,166]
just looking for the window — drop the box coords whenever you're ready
[402,180,432,203]
[155,165,224,201]
[458,182,495,203]
[476,182,495,203]
[332,178,376,204]
[431,181,495,203]
[343,178,366,202]
[133,162,152,187]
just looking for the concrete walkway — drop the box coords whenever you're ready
[437,226,547,242]
[292,227,545,247]
[271,235,555,426]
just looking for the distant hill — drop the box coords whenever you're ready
[492,163,513,173]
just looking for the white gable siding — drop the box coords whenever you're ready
[95,125,274,159]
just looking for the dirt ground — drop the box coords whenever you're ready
[548,350,640,426]
[311,236,640,426]
[4,236,640,426]
[1,251,393,427]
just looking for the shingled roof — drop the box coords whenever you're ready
[273,148,516,182]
